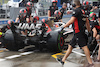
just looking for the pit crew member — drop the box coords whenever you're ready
[48,0,58,20]
[15,8,29,35]
[56,0,94,67]
[26,1,33,23]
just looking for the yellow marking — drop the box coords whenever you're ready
[51,51,67,63]
[51,55,57,58]
[51,51,67,59]
[52,48,80,63]
[0,50,4,53]
[5,49,8,51]
[0,49,8,53]
[51,53,65,58]
[63,51,67,53]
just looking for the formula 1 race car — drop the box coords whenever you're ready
[1,19,73,52]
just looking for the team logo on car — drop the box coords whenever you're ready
[17,23,35,30]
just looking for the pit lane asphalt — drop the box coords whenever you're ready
[0,47,100,67]
[0,18,100,67]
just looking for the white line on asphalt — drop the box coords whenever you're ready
[5,55,21,59]
[20,52,33,55]
[72,50,86,57]
[0,59,6,62]
[0,51,34,62]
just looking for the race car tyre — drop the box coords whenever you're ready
[87,36,97,52]
[47,31,64,52]
[4,40,25,51]
[3,30,25,51]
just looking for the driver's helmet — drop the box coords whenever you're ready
[83,1,89,10]
[33,16,39,23]
[52,0,58,4]
[54,10,61,15]
[89,12,97,21]
[19,8,27,17]
[54,10,61,17]
[7,20,14,25]
[26,2,33,8]
[41,19,47,23]
[34,16,39,21]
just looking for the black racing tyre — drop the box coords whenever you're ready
[47,31,64,52]
[4,40,25,51]
[4,30,25,51]
[87,36,97,52]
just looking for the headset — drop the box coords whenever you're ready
[72,0,81,8]
[72,3,81,7]
[72,4,76,7]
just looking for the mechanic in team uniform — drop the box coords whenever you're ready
[48,0,58,20]
[89,13,98,40]
[90,13,100,62]
[1,20,14,33]
[66,1,97,17]
[26,1,33,23]
[15,8,29,35]
[56,0,94,67]
[97,7,100,62]
[57,3,67,22]
[82,1,98,18]
[0,20,14,47]
[51,3,67,22]
[53,10,61,22]
[15,8,29,23]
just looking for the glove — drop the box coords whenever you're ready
[91,37,96,44]
[0,32,5,36]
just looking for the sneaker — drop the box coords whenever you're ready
[56,58,64,66]
[85,63,94,67]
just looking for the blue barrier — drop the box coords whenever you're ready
[0,20,8,25]
[39,14,72,20]
[0,14,72,25]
